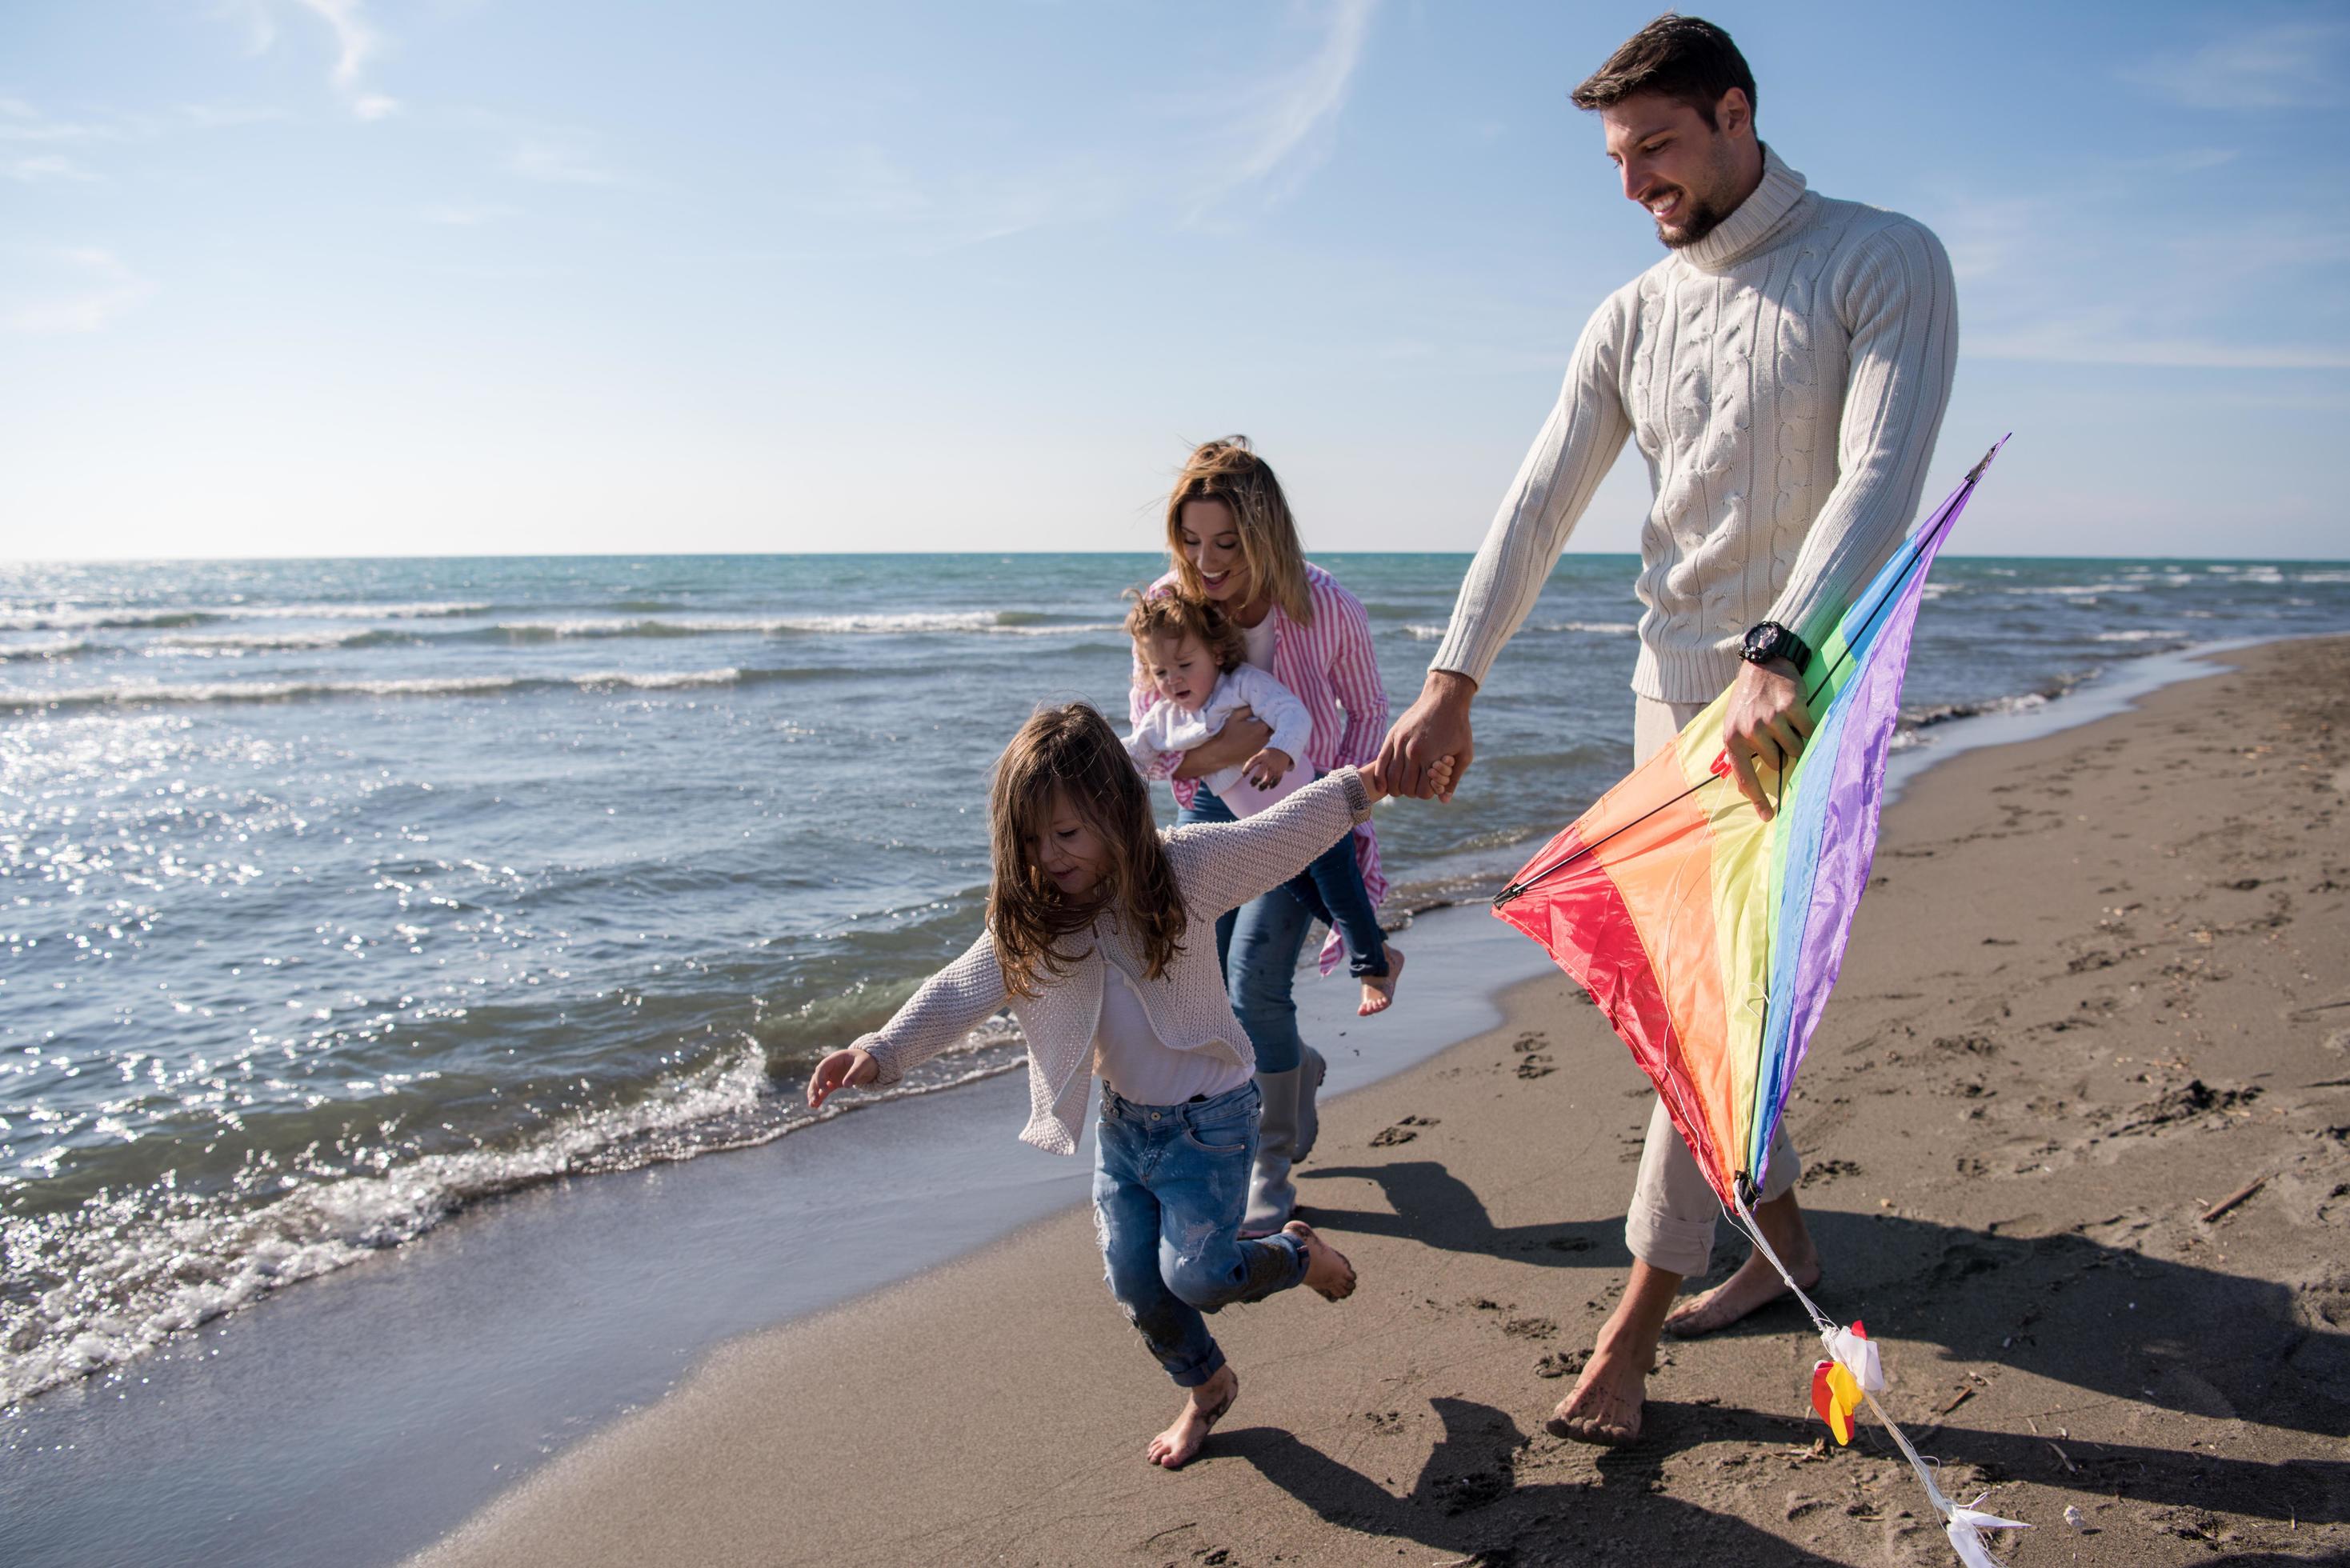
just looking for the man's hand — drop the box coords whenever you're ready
[1242,747,1293,790]
[1174,708,1273,781]
[1372,670,1477,801]
[1721,658,1812,821]
[807,1047,879,1110]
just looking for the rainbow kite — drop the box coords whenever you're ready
[1493,440,2028,1566]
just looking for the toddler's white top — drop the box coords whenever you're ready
[1123,663,1313,814]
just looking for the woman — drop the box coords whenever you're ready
[1129,437,1391,1235]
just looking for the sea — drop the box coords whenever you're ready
[3,550,2347,1409]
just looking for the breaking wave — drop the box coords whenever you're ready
[0,602,490,632]
[2,666,829,713]
[0,1022,1027,1407]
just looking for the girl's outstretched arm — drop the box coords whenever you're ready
[1171,766,1387,916]
[835,932,1010,1093]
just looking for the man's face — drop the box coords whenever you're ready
[1600,90,1751,249]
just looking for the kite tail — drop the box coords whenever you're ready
[1725,1189,2029,1568]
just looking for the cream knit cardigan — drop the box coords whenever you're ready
[1431,146,1958,704]
[855,769,1374,1155]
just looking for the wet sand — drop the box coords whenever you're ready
[417,634,2350,1567]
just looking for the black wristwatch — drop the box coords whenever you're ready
[1740,621,1812,674]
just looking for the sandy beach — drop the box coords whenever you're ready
[406,633,2350,1567]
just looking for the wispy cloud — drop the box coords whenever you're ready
[741,2,1377,258]
[417,202,518,226]
[5,247,156,334]
[0,97,119,148]
[2124,18,2346,110]
[505,136,624,186]
[221,0,398,120]
[180,102,293,130]
[1182,0,1376,222]
[1934,182,2350,372]
[4,154,99,182]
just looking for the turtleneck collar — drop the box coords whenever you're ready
[1677,144,1808,274]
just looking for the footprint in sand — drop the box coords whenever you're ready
[1534,1347,1591,1379]
[1371,1114,1440,1146]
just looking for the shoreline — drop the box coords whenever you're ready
[6,633,2346,1567]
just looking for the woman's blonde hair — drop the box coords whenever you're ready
[1123,588,1246,675]
[1163,436,1313,626]
[987,702,1186,998]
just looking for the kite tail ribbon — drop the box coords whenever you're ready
[1727,1188,2030,1567]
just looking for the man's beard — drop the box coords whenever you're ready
[1654,189,1732,250]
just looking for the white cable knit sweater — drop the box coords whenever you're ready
[854,769,1374,1155]
[1430,146,1958,703]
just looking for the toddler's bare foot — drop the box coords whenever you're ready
[1664,1249,1820,1338]
[1147,1365,1238,1470]
[1544,1343,1645,1446]
[1356,946,1405,1016]
[1283,1219,1357,1300]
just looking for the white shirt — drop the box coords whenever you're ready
[1092,963,1251,1106]
[1239,613,1277,673]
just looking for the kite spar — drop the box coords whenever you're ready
[1491,440,2028,1566]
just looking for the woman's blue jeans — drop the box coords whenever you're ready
[1179,783,1383,1070]
[1093,1079,1308,1386]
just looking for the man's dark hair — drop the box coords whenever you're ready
[1571,14,1756,129]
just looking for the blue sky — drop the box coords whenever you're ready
[3,1,2344,560]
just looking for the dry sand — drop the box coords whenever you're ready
[418,635,2350,1568]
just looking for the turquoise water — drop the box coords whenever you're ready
[3,550,2346,1404]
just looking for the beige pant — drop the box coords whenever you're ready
[1621,696,1802,1277]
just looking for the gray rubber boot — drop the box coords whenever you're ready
[1241,1066,1302,1238]
[1293,1044,1327,1165]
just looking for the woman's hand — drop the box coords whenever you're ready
[1173,709,1274,781]
[807,1047,879,1110]
[1243,747,1293,790]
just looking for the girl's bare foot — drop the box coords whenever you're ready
[1357,946,1404,1017]
[1663,1249,1821,1338]
[1283,1219,1357,1299]
[1147,1365,1238,1470]
[1543,1344,1644,1446]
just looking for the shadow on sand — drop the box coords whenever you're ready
[1292,1155,2348,1534]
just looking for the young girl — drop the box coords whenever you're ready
[1124,590,1395,994]
[807,702,1417,1470]
[1131,436,1395,1238]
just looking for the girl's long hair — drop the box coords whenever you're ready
[1163,436,1314,626]
[988,702,1186,998]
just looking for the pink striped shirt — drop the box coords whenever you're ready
[1129,563,1389,928]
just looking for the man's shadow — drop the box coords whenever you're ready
[1222,1393,2344,1565]
[1220,1395,1847,1566]
[1303,1159,2350,1447]
[1306,1157,1631,1268]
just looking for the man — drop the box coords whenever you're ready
[1374,14,1956,1445]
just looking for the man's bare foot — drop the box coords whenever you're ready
[1544,1343,1644,1446]
[1357,946,1405,1017]
[1664,1249,1821,1338]
[1147,1365,1238,1470]
[1283,1219,1357,1300]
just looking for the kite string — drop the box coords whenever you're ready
[1723,1186,1961,1522]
